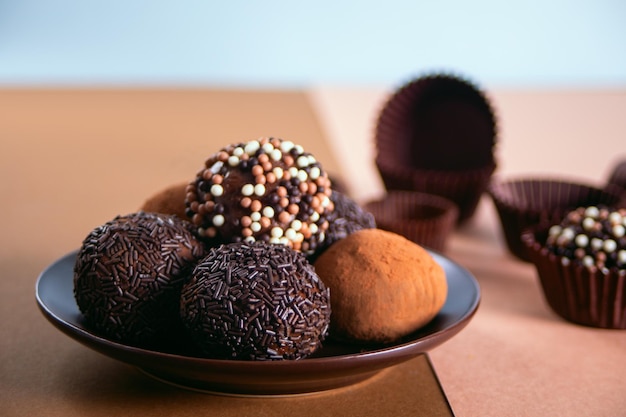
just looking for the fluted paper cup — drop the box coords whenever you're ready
[375,73,498,222]
[364,191,458,252]
[522,227,626,328]
[488,177,624,261]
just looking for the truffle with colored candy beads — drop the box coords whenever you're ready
[544,205,626,271]
[185,137,335,255]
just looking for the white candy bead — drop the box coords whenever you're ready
[270,149,282,161]
[585,206,600,218]
[309,166,321,180]
[549,225,562,236]
[297,155,309,168]
[210,161,224,174]
[210,184,224,197]
[228,155,240,166]
[212,214,225,227]
[254,183,266,196]
[575,234,589,247]
[262,206,275,218]
[291,219,302,231]
[603,239,617,253]
[591,238,603,251]
[582,217,595,231]
[244,141,260,155]
[241,184,254,196]
[280,140,295,153]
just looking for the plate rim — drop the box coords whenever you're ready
[35,249,480,391]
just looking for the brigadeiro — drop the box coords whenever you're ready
[522,206,626,328]
[73,212,206,346]
[180,241,331,360]
[488,177,624,261]
[185,137,335,256]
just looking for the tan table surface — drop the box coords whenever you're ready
[309,86,626,416]
[2,86,626,417]
[0,89,453,417]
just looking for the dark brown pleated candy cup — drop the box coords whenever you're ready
[606,159,626,197]
[375,73,498,222]
[522,227,626,329]
[488,178,625,261]
[364,191,458,252]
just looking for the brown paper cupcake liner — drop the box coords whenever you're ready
[376,157,495,222]
[522,228,626,329]
[606,159,626,197]
[488,177,625,262]
[375,72,498,171]
[374,72,498,222]
[363,191,459,252]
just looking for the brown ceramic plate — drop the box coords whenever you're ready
[36,250,480,396]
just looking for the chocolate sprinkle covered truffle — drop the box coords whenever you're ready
[545,206,626,272]
[185,137,334,255]
[180,241,331,360]
[73,212,206,346]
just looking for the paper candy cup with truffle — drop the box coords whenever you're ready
[488,177,625,262]
[364,191,458,253]
[522,227,626,329]
[375,72,498,222]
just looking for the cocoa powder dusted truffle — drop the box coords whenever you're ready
[544,206,626,271]
[180,241,331,360]
[140,181,189,220]
[185,137,334,255]
[314,229,448,344]
[73,212,206,346]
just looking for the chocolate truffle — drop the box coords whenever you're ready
[314,229,447,344]
[73,212,206,346]
[522,206,626,328]
[544,206,626,271]
[185,137,334,256]
[180,241,331,360]
[309,190,376,261]
[140,181,189,220]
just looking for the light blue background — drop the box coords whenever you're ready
[1,0,625,88]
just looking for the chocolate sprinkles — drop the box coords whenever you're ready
[180,241,331,360]
[73,212,206,346]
